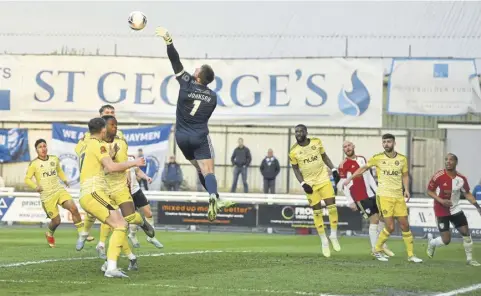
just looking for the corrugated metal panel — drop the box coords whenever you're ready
[2,1,481,57]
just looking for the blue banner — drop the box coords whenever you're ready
[50,123,172,190]
[0,128,30,163]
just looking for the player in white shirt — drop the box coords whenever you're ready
[127,156,163,248]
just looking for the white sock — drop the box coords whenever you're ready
[127,253,136,260]
[463,236,473,261]
[79,231,89,238]
[369,224,379,250]
[319,233,329,245]
[107,259,117,271]
[430,236,446,248]
[146,216,154,228]
[129,224,138,235]
[97,241,105,248]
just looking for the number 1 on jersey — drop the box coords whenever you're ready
[190,100,201,116]
[79,153,85,173]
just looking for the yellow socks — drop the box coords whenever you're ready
[375,228,391,252]
[327,204,338,237]
[125,212,143,226]
[313,209,326,236]
[402,231,414,257]
[107,227,126,261]
[99,223,112,244]
[83,213,96,233]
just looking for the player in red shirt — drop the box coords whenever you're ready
[338,141,394,257]
[426,153,481,266]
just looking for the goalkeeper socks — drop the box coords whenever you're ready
[125,212,144,226]
[369,224,379,250]
[204,174,218,196]
[375,228,391,252]
[327,204,338,238]
[198,171,207,191]
[83,214,96,233]
[107,227,126,269]
[100,223,112,244]
[402,230,415,257]
[463,235,474,261]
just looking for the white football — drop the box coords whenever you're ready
[128,11,147,31]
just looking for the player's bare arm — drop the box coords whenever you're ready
[135,167,152,183]
[402,171,411,200]
[322,153,340,184]
[463,191,481,215]
[101,157,145,173]
[343,165,370,186]
[292,164,313,194]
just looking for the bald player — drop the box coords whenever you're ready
[338,140,394,257]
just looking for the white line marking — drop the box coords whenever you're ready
[434,283,481,296]
[0,279,343,296]
[0,250,253,268]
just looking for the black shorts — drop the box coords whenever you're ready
[132,190,149,209]
[175,132,214,161]
[355,197,379,219]
[437,211,468,232]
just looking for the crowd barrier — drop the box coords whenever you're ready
[1,189,481,238]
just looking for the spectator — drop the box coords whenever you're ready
[230,138,251,193]
[473,179,481,201]
[161,155,183,191]
[137,148,149,190]
[260,149,280,194]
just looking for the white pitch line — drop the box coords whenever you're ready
[434,283,481,296]
[0,250,253,268]
[0,279,343,296]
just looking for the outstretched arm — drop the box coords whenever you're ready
[156,27,184,75]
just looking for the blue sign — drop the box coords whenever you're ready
[0,128,30,163]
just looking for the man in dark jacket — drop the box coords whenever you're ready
[162,156,183,191]
[230,138,251,193]
[260,149,280,194]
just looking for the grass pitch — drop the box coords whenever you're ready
[0,227,480,296]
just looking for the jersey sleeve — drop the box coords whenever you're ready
[75,140,85,157]
[427,173,439,191]
[24,162,37,189]
[461,176,471,193]
[176,71,194,90]
[289,149,298,165]
[317,139,326,154]
[366,155,378,168]
[402,156,409,174]
[55,157,68,183]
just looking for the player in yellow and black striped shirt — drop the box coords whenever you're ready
[344,133,422,263]
[25,139,88,249]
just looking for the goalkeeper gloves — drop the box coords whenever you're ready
[300,182,313,194]
[155,27,173,45]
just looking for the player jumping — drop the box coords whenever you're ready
[344,134,422,263]
[155,27,234,221]
[289,124,341,257]
[24,139,88,249]
[92,115,156,267]
[127,155,164,249]
[78,117,145,278]
[426,153,481,266]
[79,105,125,243]
[338,141,394,257]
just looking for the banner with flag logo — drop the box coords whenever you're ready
[49,123,172,191]
[387,58,481,115]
